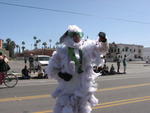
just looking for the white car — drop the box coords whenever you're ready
[34,55,50,70]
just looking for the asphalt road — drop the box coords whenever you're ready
[0,61,150,113]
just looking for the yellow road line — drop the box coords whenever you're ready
[0,82,150,103]
[94,96,150,109]
[33,110,52,113]
[0,95,50,103]
[96,96,150,106]
[94,98,150,109]
[32,96,150,113]
[97,82,150,92]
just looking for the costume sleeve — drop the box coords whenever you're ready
[84,40,109,67]
[96,41,109,55]
[95,41,109,66]
[45,50,61,79]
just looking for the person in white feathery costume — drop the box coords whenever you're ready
[46,25,109,113]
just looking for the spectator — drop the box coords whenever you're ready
[24,56,27,65]
[28,53,35,73]
[109,64,116,75]
[123,55,127,74]
[37,65,44,79]
[93,66,101,73]
[0,52,10,84]
[102,64,109,75]
[103,55,107,64]
[21,65,30,79]
[0,52,10,72]
[116,56,121,73]
[0,52,4,84]
[146,56,150,64]
[3,55,10,72]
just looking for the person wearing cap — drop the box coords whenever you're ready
[46,25,109,113]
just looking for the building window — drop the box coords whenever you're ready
[138,49,141,53]
[117,48,120,53]
[125,47,129,52]
[130,49,132,52]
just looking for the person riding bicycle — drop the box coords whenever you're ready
[0,52,5,84]
[0,52,10,84]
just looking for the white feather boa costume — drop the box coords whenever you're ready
[46,25,109,113]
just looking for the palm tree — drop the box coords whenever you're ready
[49,39,52,48]
[5,38,11,50]
[34,43,37,49]
[33,36,37,49]
[37,39,41,48]
[55,41,60,48]
[10,41,16,57]
[35,39,41,49]
[6,38,11,43]
[21,41,25,52]
[4,38,16,58]
[42,42,47,49]
[33,36,37,43]
[22,46,25,53]
[22,41,25,45]
[16,44,19,53]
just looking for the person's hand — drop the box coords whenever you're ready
[58,72,72,81]
[98,32,107,42]
[99,36,107,42]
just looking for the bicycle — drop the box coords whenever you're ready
[0,72,18,88]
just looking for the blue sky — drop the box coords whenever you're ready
[0,0,150,50]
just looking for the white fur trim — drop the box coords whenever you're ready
[68,25,82,33]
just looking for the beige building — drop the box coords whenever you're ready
[107,43,143,61]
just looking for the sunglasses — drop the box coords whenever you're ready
[67,31,84,38]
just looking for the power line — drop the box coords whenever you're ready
[0,1,150,25]
[107,17,150,25]
[0,1,91,16]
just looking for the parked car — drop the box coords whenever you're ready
[34,55,50,70]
